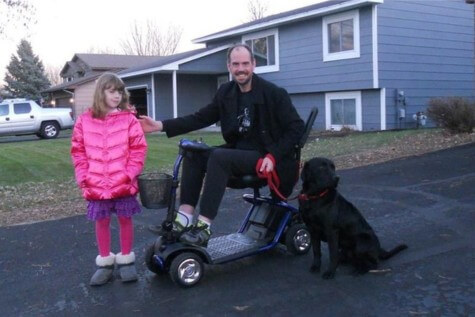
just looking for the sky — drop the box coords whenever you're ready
[0,0,323,85]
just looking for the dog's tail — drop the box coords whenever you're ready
[378,244,408,260]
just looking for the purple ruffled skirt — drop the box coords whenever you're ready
[86,196,142,221]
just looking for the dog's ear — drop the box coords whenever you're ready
[301,161,309,181]
[333,176,340,188]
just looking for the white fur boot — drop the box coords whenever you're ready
[116,252,137,283]
[89,252,115,286]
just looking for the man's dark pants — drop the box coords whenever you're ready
[180,148,261,220]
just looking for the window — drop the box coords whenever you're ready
[325,91,362,131]
[242,29,279,73]
[322,10,360,62]
[14,103,31,114]
[0,104,8,116]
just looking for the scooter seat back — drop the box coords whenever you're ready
[227,175,267,189]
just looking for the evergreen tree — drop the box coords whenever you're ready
[3,39,50,100]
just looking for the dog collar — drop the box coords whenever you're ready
[298,189,329,201]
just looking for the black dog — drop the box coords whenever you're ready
[299,157,407,279]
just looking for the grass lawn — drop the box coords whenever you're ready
[0,128,439,187]
[302,128,429,160]
[0,132,224,186]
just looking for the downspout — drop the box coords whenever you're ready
[172,70,178,118]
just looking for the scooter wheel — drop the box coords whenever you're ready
[169,252,204,288]
[145,243,165,274]
[285,224,311,255]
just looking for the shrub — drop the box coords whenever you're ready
[427,97,475,134]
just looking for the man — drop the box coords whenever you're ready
[139,43,304,247]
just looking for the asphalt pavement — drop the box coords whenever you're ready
[1,143,474,316]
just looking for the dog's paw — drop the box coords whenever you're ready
[322,270,335,279]
[310,265,320,273]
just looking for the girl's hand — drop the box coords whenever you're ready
[138,116,163,133]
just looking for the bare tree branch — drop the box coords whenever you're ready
[84,46,118,54]
[44,64,62,86]
[247,0,268,22]
[120,20,183,56]
[0,0,36,39]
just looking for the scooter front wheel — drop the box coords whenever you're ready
[169,252,204,288]
[285,224,311,255]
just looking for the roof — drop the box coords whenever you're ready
[42,72,102,93]
[118,45,231,78]
[60,54,163,76]
[193,0,382,43]
[74,54,162,69]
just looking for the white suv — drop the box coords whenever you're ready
[0,98,74,139]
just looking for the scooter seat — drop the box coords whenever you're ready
[227,175,267,189]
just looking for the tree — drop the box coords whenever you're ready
[85,46,118,54]
[121,20,183,56]
[0,0,36,39]
[247,0,268,22]
[3,39,50,100]
[44,64,63,86]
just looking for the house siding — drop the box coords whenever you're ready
[290,89,381,131]
[124,75,152,89]
[361,89,381,131]
[74,80,96,117]
[289,93,326,130]
[154,74,174,120]
[152,74,218,121]
[179,50,228,73]
[378,0,474,129]
[176,74,218,117]
[261,6,374,94]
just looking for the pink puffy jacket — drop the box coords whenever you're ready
[71,109,147,200]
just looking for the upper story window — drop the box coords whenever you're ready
[322,10,360,62]
[242,28,279,73]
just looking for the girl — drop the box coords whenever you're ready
[71,73,147,286]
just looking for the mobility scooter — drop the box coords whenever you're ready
[142,108,318,288]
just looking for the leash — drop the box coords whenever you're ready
[256,154,289,201]
[256,155,320,202]
[297,189,329,201]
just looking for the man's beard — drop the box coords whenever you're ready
[234,73,252,88]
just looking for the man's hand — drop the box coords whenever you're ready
[138,116,163,133]
[259,156,274,173]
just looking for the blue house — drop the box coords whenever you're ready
[119,0,474,131]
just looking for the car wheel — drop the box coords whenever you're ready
[40,122,59,139]
[169,252,204,288]
[285,224,311,255]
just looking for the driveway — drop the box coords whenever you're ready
[1,143,474,316]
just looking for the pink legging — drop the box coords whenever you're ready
[95,216,133,257]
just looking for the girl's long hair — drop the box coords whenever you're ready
[92,72,130,119]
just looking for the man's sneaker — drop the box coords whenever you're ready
[179,221,211,247]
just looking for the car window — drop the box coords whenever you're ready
[0,104,9,116]
[14,103,31,114]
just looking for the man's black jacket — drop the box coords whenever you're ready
[162,73,304,197]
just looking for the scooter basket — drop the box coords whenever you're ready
[138,172,173,209]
